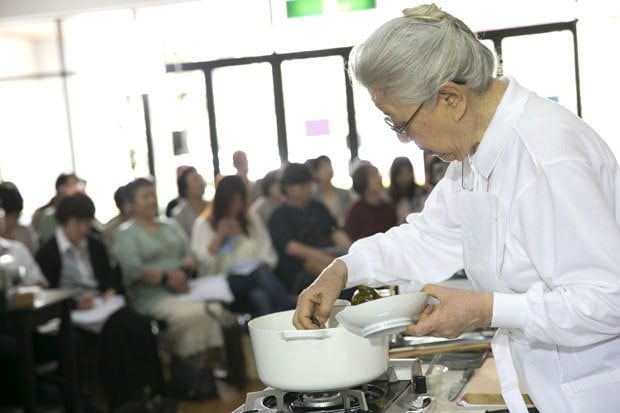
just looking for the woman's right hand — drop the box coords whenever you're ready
[217,218,242,237]
[293,259,348,330]
[77,292,95,310]
[166,269,189,293]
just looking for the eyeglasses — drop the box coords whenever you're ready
[384,103,424,140]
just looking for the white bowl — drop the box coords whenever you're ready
[335,292,429,338]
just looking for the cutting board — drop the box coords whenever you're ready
[463,357,533,405]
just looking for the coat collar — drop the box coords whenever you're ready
[472,76,531,180]
[55,227,87,255]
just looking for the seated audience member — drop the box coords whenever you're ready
[0,199,47,287]
[345,163,398,241]
[250,169,282,224]
[35,192,165,409]
[307,155,353,227]
[171,166,208,239]
[233,150,261,202]
[35,193,117,306]
[388,157,425,223]
[420,155,450,203]
[425,155,449,188]
[102,184,133,260]
[32,173,86,244]
[164,165,190,218]
[192,175,293,316]
[268,163,351,293]
[114,177,222,359]
[0,182,39,254]
[0,201,48,406]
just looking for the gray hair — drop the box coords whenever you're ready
[349,4,495,105]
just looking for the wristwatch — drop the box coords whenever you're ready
[179,264,197,279]
[160,271,168,286]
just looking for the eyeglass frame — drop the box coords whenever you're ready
[384,79,467,139]
[384,103,424,140]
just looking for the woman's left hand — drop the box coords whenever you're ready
[102,288,116,301]
[167,269,190,293]
[182,256,196,270]
[405,284,493,338]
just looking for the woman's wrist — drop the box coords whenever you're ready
[331,259,348,290]
[179,264,196,279]
[208,239,221,255]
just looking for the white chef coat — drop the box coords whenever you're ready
[340,77,620,412]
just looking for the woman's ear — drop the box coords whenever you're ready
[438,82,467,122]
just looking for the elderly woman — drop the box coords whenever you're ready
[294,4,620,413]
[114,177,222,359]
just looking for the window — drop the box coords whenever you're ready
[0,23,72,221]
[62,10,153,221]
[148,70,214,204]
[282,56,352,188]
[0,78,72,220]
[213,63,280,181]
[0,22,60,78]
[353,81,426,186]
[502,31,578,114]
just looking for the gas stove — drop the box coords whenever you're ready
[233,359,434,413]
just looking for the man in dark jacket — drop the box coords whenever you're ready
[268,163,351,293]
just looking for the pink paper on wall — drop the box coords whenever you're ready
[306,119,330,136]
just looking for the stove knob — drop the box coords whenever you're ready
[413,375,427,394]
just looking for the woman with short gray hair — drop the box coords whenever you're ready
[294,4,620,412]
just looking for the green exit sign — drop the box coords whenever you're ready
[286,0,375,18]
[286,0,323,18]
[337,0,376,12]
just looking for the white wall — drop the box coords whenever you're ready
[576,2,620,157]
[0,0,187,22]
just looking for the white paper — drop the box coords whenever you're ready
[228,258,264,276]
[70,295,126,334]
[178,274,234,304]
[36,295,126,335]
[37,318,61,335]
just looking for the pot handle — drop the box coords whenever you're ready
[281,329,333,341]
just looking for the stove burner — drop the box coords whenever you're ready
[284,385,387,412]
[301,392,344,408]
[248,380,403,413]
[360,384,386,403]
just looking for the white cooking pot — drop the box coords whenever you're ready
[248,305,389,391]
